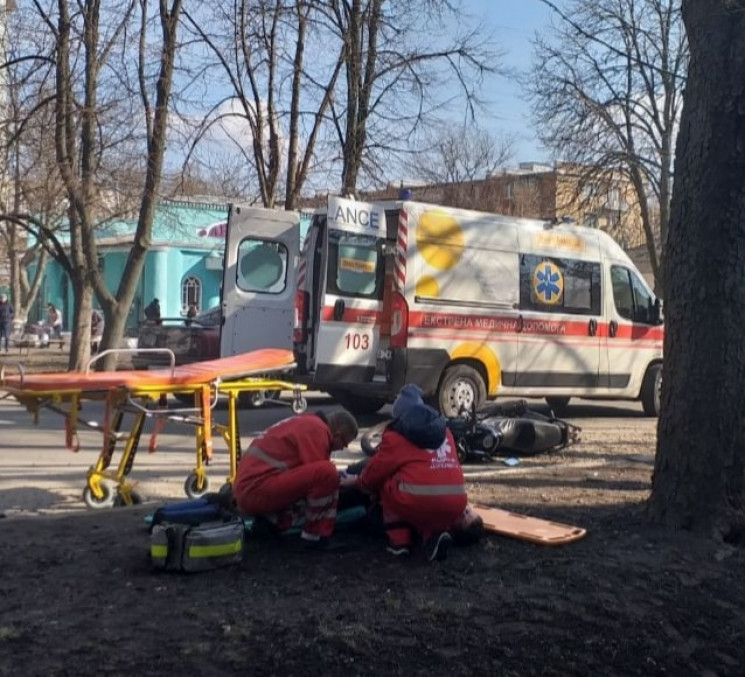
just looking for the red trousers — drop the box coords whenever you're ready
[235,461,340,538]
[379,478,467,547]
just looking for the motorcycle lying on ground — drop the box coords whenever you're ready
[359,399,581,464]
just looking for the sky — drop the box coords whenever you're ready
[471,0,556,165]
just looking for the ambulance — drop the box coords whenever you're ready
[291,195,664,417]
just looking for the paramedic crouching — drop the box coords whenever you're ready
[233,410,359,551]
[343,384,468,562]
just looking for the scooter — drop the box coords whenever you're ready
[360,399,581,464]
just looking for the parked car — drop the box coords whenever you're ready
[132,306,221,369]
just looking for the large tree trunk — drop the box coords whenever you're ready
[648,0,745,539]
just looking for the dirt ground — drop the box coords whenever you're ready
[1,352,744,675]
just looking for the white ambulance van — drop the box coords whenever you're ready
[292,195,664,417]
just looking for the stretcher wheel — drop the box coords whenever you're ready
[184,472,211,499]
[113,490,144,507]
[292,397,308,414]
[83,484,115,509]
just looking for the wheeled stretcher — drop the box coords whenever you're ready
[0,348,307,509]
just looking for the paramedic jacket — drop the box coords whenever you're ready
[357,404,467,523]
[234,412,334,494]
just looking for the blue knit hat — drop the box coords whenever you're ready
[392,384,424,419]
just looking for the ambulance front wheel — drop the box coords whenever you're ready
[641,364,662,417]
[329,390,386,415]
[545,396,571,415]
[184,473,211,499]
[437,365,487,418]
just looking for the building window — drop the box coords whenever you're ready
[580,182,600,200]
[182,276,202,311]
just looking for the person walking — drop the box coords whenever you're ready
[46,303,63,340]
[0,294,14,352]
[144,298,162,325]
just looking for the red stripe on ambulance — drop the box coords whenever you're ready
[395,211,408,289]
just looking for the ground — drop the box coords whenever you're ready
[1,351,744,676]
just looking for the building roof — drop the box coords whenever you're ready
[94,201,230,249]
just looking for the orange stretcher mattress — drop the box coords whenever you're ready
[473,505,587,546]
[0,348,295,393]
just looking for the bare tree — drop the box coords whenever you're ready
[180,0,343,209]
[527,0,687,294]
[648,0,745,539]
[0,16,72,328]
[405,125,513,185]
[180,1,498,206]
[9,0,183,370]
[327,0,499,195]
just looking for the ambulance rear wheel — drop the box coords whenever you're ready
[641,364,662,417]
[329,390,386,415]
[360,421,388,457]
[437,365,487,418]
[545,396,571,415]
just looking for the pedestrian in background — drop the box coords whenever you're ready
[46,303,62,340]
[0,294,14,352]
[144,298,162,325]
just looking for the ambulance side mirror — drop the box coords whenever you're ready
[651,298,664,325]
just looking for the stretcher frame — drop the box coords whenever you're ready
[0,348,308,509]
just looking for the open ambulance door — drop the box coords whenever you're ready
[306,196,392,400]
[220,204,301,357]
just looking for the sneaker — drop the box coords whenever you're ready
[386,545,410,557]
[424,531,453,562]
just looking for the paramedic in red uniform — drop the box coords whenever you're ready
[346,384,468,561]
[233,410,358,551]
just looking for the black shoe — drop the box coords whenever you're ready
[250,515,283,540]
[424,531,453,562]
[302,536,349,553]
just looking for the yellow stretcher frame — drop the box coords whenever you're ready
[0,348,308,509]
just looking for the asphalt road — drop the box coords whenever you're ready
[0,392,652,515]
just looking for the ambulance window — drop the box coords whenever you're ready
[327,230,382,299]
[612,265,655,324]
[235,238,288,294]
[519,255,601,315]
[631,272,655,323]
[611,267,634,320]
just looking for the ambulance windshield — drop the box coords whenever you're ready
[327,229,383,299]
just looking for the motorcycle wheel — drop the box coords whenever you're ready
[360,421,389,457]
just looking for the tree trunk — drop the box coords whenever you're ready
[648,0,745,539]
[68,277,94,371]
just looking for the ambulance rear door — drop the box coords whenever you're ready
[309,196,390,387]
[220,204,300,357]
